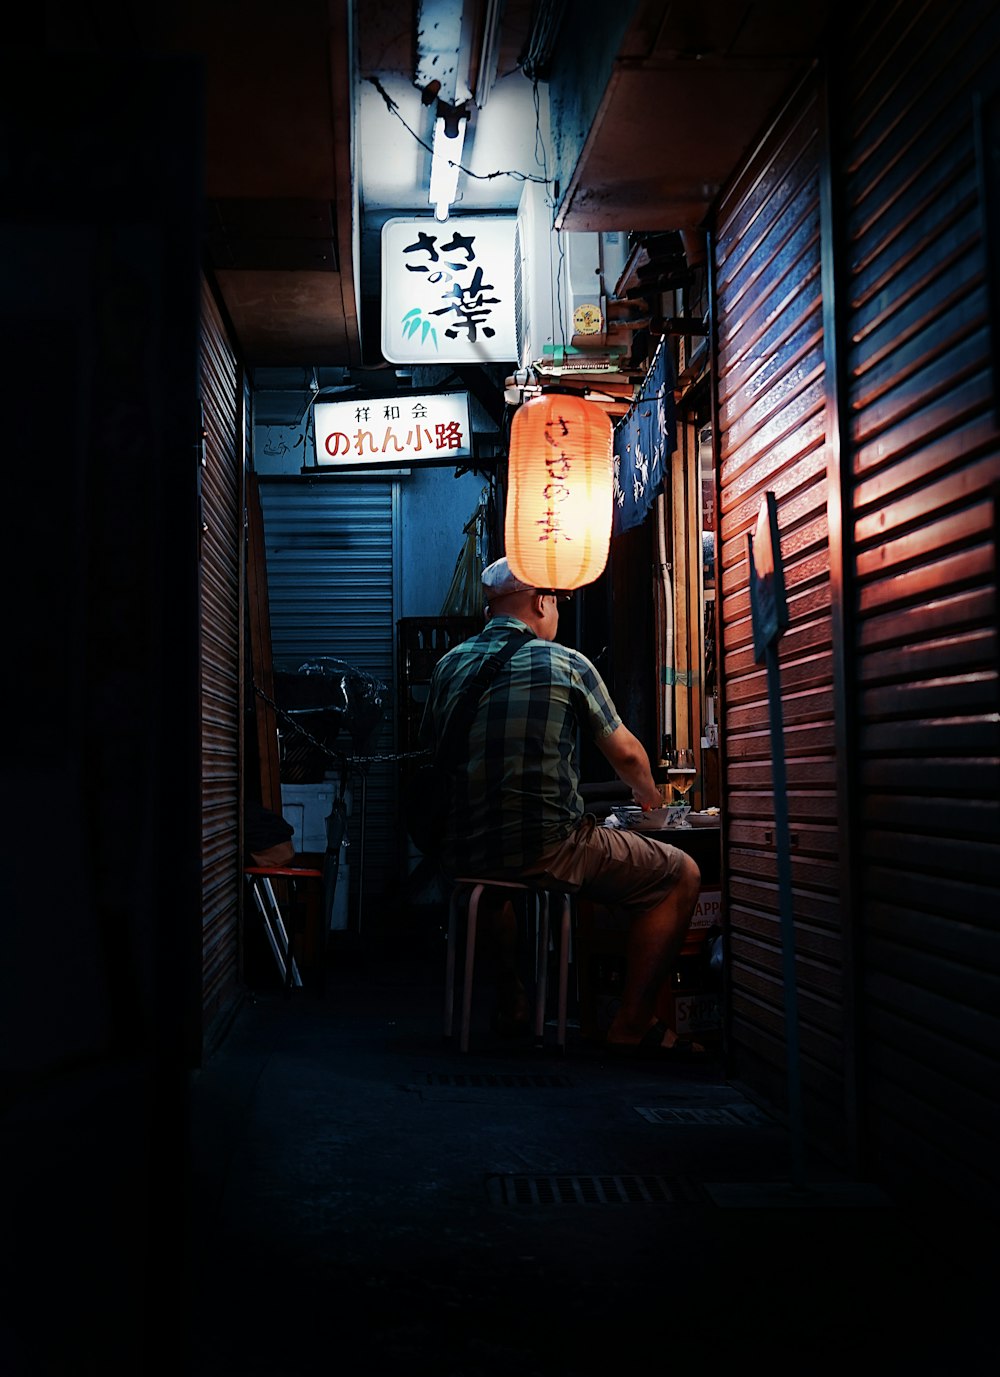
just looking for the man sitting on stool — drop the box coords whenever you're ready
[419,557,702,1057]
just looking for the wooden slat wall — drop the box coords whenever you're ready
[713,80,851,1150]
[247,472,282,814]
[200,278,243,1030]
[841,0,1000,1206]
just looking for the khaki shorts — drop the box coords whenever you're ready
[518,815,692,917]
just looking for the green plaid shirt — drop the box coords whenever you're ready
[419,615,622,873]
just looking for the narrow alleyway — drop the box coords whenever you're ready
[183,930,996,1375]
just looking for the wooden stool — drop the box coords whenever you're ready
[244,866,324,993]
[445,878,572,1053]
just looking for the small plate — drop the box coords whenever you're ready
[688,811,721,828]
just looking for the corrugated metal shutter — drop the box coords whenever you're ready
[841,1,1000,1205]
[713,79,851,1151]
[258,480,397,922]
[200,277,243,1029]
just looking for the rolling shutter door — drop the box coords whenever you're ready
[840,2,1000,1204]
[713,78,850,1151]
[258,480,397,922]
[200,277,243,1030]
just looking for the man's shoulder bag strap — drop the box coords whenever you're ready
[436,630,532,768]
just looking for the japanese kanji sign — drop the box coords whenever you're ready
[612,335,677,536]
[314,392,473,467]
[381,216,517,365]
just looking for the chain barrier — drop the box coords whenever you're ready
[253,682,430,769]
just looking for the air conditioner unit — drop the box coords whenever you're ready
[514,179,631,374]
[514,177,556,370]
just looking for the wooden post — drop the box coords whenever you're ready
[246,473,282,813]
[671,428,692,750]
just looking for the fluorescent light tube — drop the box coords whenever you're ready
[429,114,466,221]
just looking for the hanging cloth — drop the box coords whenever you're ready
[440,488,489,617]
[612,335,677,536]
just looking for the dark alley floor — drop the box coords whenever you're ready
[182,923,997,1376]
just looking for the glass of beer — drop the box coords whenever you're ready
[667,748,696,814]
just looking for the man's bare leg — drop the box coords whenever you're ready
[606,852,702,1048]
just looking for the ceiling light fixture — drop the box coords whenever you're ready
[429,100,468,221]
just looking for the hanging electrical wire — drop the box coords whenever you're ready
[518,0,568,83]
[366,77,551,187]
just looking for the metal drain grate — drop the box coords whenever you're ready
[634,1104,769,1126]
[487,1173,695,1206]
[426,1071,573,1088]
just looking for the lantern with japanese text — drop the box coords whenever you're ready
[504,392,614,590]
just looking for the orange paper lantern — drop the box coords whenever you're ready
[504,393,614,590]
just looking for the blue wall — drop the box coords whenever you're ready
[548,0,639,216]
[399,466,488,618]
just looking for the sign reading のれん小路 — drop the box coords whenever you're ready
[313,392,473,468]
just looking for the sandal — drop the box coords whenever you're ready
[604,1019,705,1061]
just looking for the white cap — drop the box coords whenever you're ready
[481,556,536,599]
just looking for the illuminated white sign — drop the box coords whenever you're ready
[314,392,473,466]
[381,216,517,365]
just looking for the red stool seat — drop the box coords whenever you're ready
[244,866,324,992]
